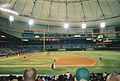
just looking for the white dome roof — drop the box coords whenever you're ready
[0,0,120,27]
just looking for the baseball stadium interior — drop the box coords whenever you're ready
[0,0,120,81]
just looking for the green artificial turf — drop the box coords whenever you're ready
[0,50,120,75]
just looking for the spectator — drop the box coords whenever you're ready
[75,67,90,81]
[18,76,23,81]
[69,74,75,81]
[66,72,70,79]
[106,73,120,81]
[103,72,107,78]
[37,76,44,81]
[23,67,37,81]
[57,75,65,81]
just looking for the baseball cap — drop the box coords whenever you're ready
[76,67,90,81]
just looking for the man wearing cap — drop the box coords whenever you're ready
[75,67,90,81]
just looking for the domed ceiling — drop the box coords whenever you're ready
[0,0,120,27]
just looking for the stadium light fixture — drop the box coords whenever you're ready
[9,15,14,27]
[64,23,69,37]
[100,22,106,32]
[100,22,105,28]
[0,7,18,15]
[29,19,34,26]
[81,22,87,34]
[9,15,14,22]
[29,19,34,30]
[81,22,86,29]
[64,23,69,29]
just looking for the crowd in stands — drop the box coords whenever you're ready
[0,45,42,56]
[0,67,120,81]
[0,42,100,56]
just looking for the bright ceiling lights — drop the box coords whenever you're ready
[64,23,69,29]
[0,7,18,15]
[9,15,14,22]
[29,19,34,26]
[81,23,86,29]
[100,22,106,28]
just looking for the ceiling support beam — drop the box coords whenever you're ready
[8,0,12,4]
[57,0,60,18]
[43,0,89,3]
[80,1,86,21]
[65,0,68,21]
[11,0,17,10]
[30,0,38,18]
[48,0,53,17]
[97,0,105,20]
[21,0,29,15]
[22,14,120,22]
[88,1,95,20]
[72,0,76,20]
[105,0,114,16]
[39,0,45,18]
[47,0,53,33]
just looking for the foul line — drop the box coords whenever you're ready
[0,56,17,62]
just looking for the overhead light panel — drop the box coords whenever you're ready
[9,15,14,22]
[100,22,106,28]
[81,23,86,29]
[64,23,69,29]
[29,19,34,26]
[0,7,18,15]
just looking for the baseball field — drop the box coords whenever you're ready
[0,50,120,75]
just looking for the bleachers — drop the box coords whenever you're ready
[0,45,42,56]
[0,42,99,56]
